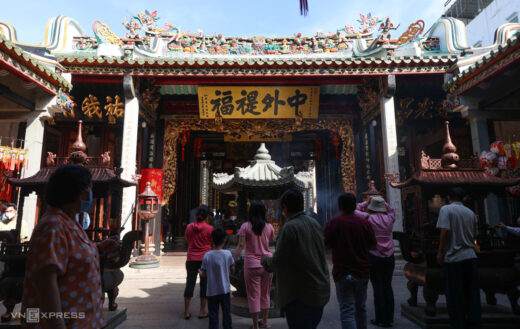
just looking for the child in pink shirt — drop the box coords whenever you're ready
[234,201,274,329]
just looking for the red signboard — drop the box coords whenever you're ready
[140,169,163,201]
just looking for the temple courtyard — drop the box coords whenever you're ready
[113,255,511,329]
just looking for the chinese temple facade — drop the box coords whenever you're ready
[1,11,519,247]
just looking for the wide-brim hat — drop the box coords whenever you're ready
[367,196,387,213]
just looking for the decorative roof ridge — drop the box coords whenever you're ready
[57,52,458,66]
[444,31,520,92]
[0,33,72,90]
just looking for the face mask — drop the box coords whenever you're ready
[81,189,93,213]
[75,212,91,230]
[2,212,15,220]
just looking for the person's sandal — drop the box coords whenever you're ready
[259,321,271,328]
[184,313,191,320]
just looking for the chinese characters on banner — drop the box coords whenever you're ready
[198,86,320,119]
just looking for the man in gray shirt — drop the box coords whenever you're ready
[436,187,481,329]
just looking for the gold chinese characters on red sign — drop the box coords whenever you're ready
[198,86,320,119]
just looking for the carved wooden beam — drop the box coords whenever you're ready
[162,118,356,204]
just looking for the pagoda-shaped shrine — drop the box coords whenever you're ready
[392,121,520,324]
[8,120,136,240]
[213,143,313,228]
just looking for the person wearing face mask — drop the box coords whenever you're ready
[20,164,119,329]
[0,203,29,243]
[75,211,91,231]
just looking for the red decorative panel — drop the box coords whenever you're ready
[140,169,163,201]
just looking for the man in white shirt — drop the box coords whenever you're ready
[436,187,481,329]
[0,203,29,242]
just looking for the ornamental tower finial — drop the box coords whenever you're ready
[441,121,459,169]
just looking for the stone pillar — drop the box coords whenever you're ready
[459,93,500,226]
[380,77,403,232]
[469,116,490,153]
[21,97,56,236]
[120,76,139,235]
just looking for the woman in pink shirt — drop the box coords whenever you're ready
[234,201,274,329]
[356,196,396,328]
[184,205,214,320]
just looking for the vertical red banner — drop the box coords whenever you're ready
[140,169,163,202]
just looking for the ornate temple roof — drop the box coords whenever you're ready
[444,26,520,94]
[7,166,135,189]
[0,33,72,92]
[390,169,520,188]
[213,143,312,192]
[57,54,456,76]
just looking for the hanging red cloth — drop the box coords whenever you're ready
[330,131,340,160]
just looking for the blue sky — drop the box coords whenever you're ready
[1,0,445,45]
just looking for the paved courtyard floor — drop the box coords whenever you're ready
[114,254,510,329]
[0,254,511,329]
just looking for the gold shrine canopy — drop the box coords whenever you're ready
[212,143,312,198]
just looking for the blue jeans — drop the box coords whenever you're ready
[208,293,231,329]
[335,275,369,329]
[284,300,324,329]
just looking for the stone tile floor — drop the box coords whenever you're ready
[0,254,511,329]
[112,255,511,329]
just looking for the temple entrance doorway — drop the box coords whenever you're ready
[167,129,346,242]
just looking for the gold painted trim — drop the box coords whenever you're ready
[162,119,356,204]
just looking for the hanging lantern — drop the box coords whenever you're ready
[330,130,340,160]
[15,149,22,172]
[180,130,190,162]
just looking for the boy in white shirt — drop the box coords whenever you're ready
[200,228,235,329]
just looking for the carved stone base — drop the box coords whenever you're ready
[129,257,160,269]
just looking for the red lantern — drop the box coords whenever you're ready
[330,131,340,160]
[180,130,190,162]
